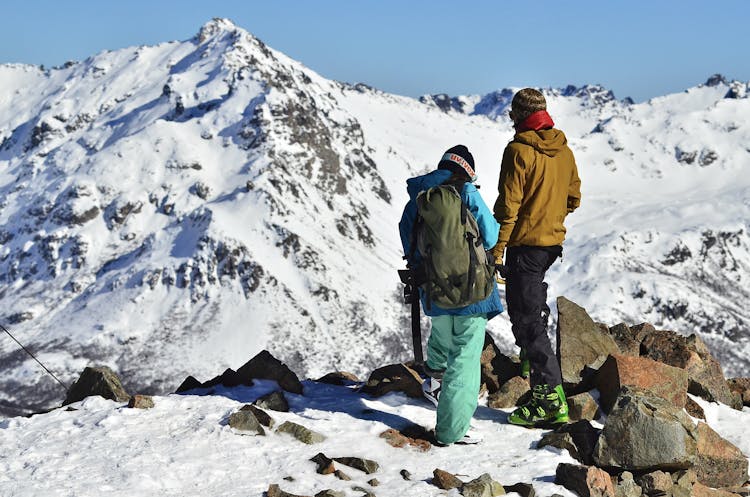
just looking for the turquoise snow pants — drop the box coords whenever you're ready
[425,313,487,444]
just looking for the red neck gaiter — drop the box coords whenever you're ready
[515,110,555,133]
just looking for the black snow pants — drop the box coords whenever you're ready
[505,245,563,388]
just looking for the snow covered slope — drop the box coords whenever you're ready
[1,18,749,415]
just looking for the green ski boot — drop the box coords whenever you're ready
[519,349,530,379]
[508,384,569,427]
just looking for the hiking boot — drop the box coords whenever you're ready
[508,384,568,427]
[422,377,441,407]
[519,349,530,379]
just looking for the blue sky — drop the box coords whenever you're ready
[1,1,747,102]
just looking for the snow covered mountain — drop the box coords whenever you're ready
[1,18,749,416]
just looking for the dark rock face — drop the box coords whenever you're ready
[596,354,688,413]
[236,350,303,394]
[593,389,698,472]
[694,422,749,488]
[640,331,739,409]
[175,375,203,393]
[557,296,620,385]
[686,396,706,420]
[360,363,423,398]
[63,366,131,405]
[555,463,615,497]
[606,323,641,356]
[239,404,274,427]
[310,452,335,475]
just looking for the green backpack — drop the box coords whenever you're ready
[412,184,494,309]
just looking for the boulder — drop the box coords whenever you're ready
[127,395,154,409]
[555,463,615,497]
[640,331,739,409]
[254,391,289,412]
[596,354,688,413]
[228,410,265,435]
[538,421,601,466]
[694,422,749,488]
[63,366,131,405]
[333,470,351,481]
[556,297,620,385]
[727,378,750,406]
[202,368,245,388]
[607,323,641,356]
[462,473,505,497]
[568,392,600,421]
[315,371,360,385]
[332,457,379,475]
[236,350,303,394]
[593,388,698,471]
[634,470,673,496]
[488,376,530,409]
[481,333,521,394]
[239,404,275,427]
[276,421,325,444]
[360,363,423,398]
[432,468,463,490]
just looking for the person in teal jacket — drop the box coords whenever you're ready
[398,145,503,445]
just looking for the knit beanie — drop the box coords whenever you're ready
[510,88,547,123]
[437,144,477,182]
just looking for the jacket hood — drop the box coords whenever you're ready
[514,128,568,157]
[406,169,453,200]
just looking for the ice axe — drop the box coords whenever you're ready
[398,268,423,366]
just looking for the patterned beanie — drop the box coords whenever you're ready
[511,88,547,123]
[438,144,476,182]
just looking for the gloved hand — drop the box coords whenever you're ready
[490,243,507,283]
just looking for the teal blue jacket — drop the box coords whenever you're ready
[398,169,504,319]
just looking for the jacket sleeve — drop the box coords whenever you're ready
[398,200,417,263]
[463,184,499,249]
[493,145,526,252]
[567,158,581,213]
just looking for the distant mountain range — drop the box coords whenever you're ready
[1,18,748,416]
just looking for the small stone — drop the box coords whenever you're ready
[635,470,673,496]
[310,453,335,475]
[433,468,463,490]
[239,404,275,427]
[266,484,310,497]
[503,483,535,497]
[367,479,379,487]
[276,421,325,444]
[399,469,411,481]
[488,376,530,409]
[351,486,375,497]
[228,410,265,435]
[314,491,345,497]
[462,473,505,497]
[334,470,351,481]
[556,464,615,497]
[127,394,154,409]
[254,390,289,412]
[379,428,431,452]
[333,457,379,475]
[613,472,642,497]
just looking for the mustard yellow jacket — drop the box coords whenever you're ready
[493,128,581,256]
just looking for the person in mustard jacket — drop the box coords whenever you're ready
[491,88,581,427]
